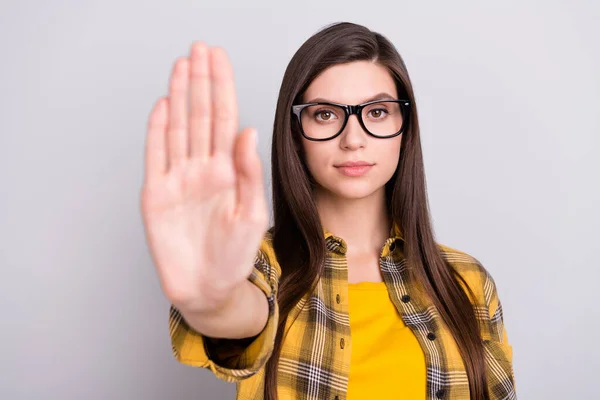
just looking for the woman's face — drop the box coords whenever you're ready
[300,61,403,201]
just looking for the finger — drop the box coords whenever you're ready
[233,128,266,221]
[188,41,211,161]
[167,57,190,165]
[144,97,169,186]
[210,47,238,156]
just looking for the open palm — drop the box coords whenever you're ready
[140,42,268,312]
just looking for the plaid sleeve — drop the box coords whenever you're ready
[482,268,517,398]
[439,244,517,398]
[168,233,281,382]
[484,272,513,363]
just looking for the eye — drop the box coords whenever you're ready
[314,109,338,121]
[368,108,388,119]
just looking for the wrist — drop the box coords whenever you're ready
[174,278,242,316]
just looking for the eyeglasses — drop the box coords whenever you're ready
[291,99,410,141]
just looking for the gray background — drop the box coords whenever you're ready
[1,0,598,399]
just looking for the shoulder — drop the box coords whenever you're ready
[436,244,514,360]
[257,228,275,261]
[254,228,281,279]
[436,242,499,314]
[436,242,490,281]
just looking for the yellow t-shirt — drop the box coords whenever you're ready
[346,280,427,399]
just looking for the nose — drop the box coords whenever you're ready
[339,114,367,149]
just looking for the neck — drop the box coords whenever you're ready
[315,186,391,255]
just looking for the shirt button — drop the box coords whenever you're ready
[334,396,340,400]
[340,338,345,349]
[336,294,340,304]
[401,294,411,303]
[436,388,445,398]
[427,332,437,341]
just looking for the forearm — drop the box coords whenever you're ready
[177,279,269,340]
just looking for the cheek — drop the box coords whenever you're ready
[377,140,402,173]
[302,141,329,175]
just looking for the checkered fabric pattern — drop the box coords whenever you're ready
[169,224,516,400]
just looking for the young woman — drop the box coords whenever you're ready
[141,22,516,400]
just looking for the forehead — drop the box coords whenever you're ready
[303,61,397,104]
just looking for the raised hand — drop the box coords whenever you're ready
[140,42,269,313]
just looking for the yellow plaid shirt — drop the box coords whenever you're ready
[169,224,516,399]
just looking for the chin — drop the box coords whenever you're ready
[326,182,380,200]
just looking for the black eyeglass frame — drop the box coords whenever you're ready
[291,99,411,141]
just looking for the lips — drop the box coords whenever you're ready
[335,161,374,167]
[335,163,374,177]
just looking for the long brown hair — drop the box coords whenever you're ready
[265,22,489,400]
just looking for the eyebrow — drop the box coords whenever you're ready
[305,92,396,104]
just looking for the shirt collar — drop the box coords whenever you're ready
[323,222,404,242]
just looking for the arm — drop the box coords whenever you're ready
[485,272,514,363]
[177,278,269,340]
[482,269,518,398]
[169,235,281,382]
